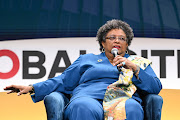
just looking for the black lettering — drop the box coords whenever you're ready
[48,51,71,78]
[151,50,174,78]
[23,51,46,79]
[80,50,86,55]
[141,50,148,58]
[128,49,136,55]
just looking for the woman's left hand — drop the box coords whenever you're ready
[112,55,137,72]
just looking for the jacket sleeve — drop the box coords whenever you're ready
[31,56,82,103]
[132,64,162,95]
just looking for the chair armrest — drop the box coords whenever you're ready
[44,92,70,120]
[143,94,163,120]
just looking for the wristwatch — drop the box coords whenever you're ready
[29,84,35,94]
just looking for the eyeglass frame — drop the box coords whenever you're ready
[105,35,127,42]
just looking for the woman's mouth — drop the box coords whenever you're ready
[113,46,120,49]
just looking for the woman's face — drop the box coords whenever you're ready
[102,29,128,56]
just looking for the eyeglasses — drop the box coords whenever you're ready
[105,36,127,42]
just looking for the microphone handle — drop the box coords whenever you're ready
[115,54,122,71]
[112,51,122,71]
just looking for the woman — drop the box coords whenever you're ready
[4,19,162,120]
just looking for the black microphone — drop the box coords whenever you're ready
[111,48,122,71]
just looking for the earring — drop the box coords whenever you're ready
[102,48,105,52]
[126,50,128,54]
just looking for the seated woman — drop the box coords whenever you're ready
[4,19,162,120]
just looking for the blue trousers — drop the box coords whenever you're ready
[44,92,163,120]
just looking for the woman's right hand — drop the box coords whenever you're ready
[4,85,33,96]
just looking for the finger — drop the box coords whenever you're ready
[11,85,21,88]
[113,60,119,66]
[117,62,125,67]
[5,87,20,93]
[7,90,15,94]
[117,63,122,67]
[113,56,121,62]
[114,59,124,66]
[113,56,125,64]
[17,92,21,96]
[113,57,121,65]
[17,89,27,96]
[4,85,21,90]
[4,87,15,90]
[4,85,14,90]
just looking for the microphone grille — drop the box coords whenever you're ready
[111,48,118,54]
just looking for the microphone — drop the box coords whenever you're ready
[111,48,118,57]
[111,48,122,71]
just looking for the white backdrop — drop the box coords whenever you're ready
[0,37,180,91]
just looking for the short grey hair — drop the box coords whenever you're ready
[96,19,134,52]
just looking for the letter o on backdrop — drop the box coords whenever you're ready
[0,49,20,79]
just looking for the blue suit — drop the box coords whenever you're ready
[32,52,162,120]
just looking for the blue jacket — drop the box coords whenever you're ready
[31,52,162,104]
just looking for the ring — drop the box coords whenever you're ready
[122,61,126,66]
